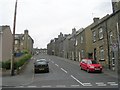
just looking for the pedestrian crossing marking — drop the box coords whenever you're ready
[83,83,92,86]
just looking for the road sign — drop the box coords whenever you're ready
[111,43,118,51]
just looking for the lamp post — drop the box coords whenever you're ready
[11,0,18,76]
[0,29,3,62]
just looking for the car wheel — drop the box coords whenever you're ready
[34,71,37,73]
[46,69,49,73]
[80,66,83,70]
[87,69,90,73]
[34,69,38,73]
[99,70,102,73]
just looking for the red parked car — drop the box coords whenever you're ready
[80,59,102,73]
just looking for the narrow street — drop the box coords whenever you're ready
[2,54,118,88]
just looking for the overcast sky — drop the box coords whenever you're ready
[0,0,113,48]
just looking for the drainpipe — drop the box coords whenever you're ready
[105,22,111,69]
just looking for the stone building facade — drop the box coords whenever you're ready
[15,30,34,55]
[91,10,120,71]
[0,26,13,62]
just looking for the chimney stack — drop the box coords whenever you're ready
[72,28,76,34]
[93,18,99,23]
[24,30,28,34]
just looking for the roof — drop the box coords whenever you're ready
[91,9,120,30]
[76,28,84,36]
[0,25,11,32]
[15,33,34,43]
[68,28,84,40]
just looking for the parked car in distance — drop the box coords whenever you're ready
[80,59,102,73]
[34,59,49,73]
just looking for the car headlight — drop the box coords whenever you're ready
[89,66,94,68]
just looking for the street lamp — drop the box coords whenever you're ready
[0,28,2,90]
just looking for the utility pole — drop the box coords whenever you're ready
[11,0,18,76]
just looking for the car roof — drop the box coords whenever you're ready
[39,58,46,60]
[36,59,46,61]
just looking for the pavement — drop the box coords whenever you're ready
[102,68,118,79]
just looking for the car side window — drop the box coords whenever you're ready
[81,60,85,63]
[84,60,87,64]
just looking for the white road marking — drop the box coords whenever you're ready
[27,86,37,88]
[55,64,59,67]
[83,83,92,86]
[109,83,118,86]
[107,82,116,84]
[41,85,52,88]
[107,82,118,86]
[70,75,84,86]
[96,82,106,86]
[71,85,80,87]
[97,84,107,86]
[18,86,24,88]
[61,68,67,73]
[96,82,105,84]
[51,61,54,63]
[56,85,65,87]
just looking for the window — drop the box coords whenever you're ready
[15,40,18,44]
[100,47,104,60]
[15,47,18,51]
[99,28,103,39]
[75,40,78,46]
[21,42,23,45]
[110,32,113,44]
[81,50,84,58]
[22,37,24,40]
[93,31,96,42]
[112,51,115,65]
[15,35,18,38]
[80,36,83,43]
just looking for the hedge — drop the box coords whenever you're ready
[1,54,32,70]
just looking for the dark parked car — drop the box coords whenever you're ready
[34,59,49,73]
[80,58,102,73]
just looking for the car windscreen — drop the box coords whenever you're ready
[88,60,98,64]
[36,59,47,62]
[36,61,47,65]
